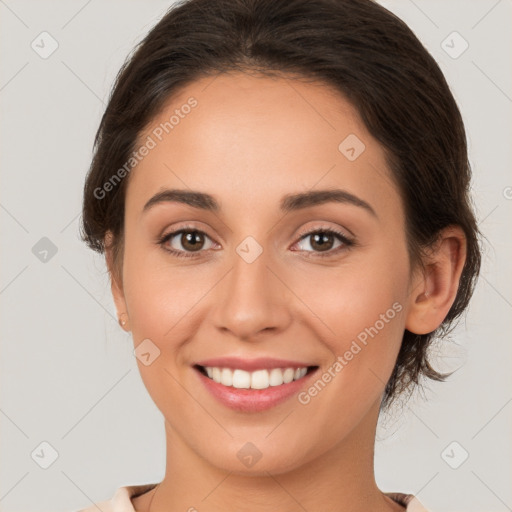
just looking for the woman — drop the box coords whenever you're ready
[78,0,481,510]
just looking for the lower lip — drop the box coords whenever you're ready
[194,367,318,413]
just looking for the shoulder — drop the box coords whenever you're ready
[385,492,430,512]
[74,483,158,512]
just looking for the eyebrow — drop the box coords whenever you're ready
[142,188,377,217]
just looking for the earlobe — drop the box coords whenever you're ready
[118,312,130,331]
[104,231,130,331]
[405,226,467,335]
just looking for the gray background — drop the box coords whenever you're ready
[0,1,511,511]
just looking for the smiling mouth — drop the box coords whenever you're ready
[194,364,318,390]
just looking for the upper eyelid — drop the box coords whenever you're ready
[161,223,351,239]
[295,224,353,240]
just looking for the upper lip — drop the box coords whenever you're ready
[194,357,316,372]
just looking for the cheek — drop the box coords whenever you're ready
[293,251,408,337]
[121,249,204,409]
[288,271,408,436]
[288,249,409,391]
[122,239,201,340]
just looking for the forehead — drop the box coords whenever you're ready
[126,71,400,220]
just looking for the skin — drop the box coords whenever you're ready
[105,71,466,512]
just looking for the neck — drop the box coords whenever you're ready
[144,397,400,512]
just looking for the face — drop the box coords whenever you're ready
[110,71,417,475]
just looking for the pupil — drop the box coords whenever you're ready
[312,233,332,251]
[184,231,203,251]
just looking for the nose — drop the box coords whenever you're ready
[211,248,292,342]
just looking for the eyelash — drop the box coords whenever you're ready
[157,224,355,259]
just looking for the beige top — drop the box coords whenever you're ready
[76,483,430,511]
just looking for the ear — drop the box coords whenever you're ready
[405,226,467,335]
[104,231,130,331]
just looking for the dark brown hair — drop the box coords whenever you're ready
[80,0,481,410]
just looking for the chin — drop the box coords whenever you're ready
[196,437,316,477]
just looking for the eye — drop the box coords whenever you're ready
[292,227,354,258]
[158,225,355,259]
[158,226,217,258]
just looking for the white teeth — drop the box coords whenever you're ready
[250,369,269,389]
[269,368,284,386]
[212,367,221,383]
[232,369,251,388]
[201,366,311,389]
[283,368,295,383]
[220,368,233,387]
